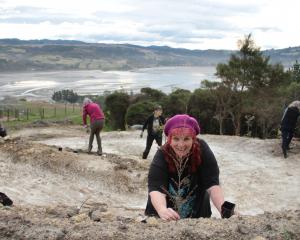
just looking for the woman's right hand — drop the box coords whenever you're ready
[157,207,180,221]
[149,191,180,221]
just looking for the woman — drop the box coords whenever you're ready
[145,114,228,220]
[82,98,105,155]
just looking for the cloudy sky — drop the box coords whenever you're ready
[0,0,299,50]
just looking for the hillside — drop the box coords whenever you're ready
[0,38,299,72]
[0,124,299,239]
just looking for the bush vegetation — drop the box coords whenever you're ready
[100,34,299,138]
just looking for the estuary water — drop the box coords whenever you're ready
[0,66,217,100]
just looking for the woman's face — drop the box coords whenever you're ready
[170,132,193,158]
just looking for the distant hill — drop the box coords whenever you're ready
[0,38,299,72]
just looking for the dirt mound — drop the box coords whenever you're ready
[0,206,299,240]
[0,137,148,194]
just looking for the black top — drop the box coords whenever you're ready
[281,106,300,130]
[0,127,6,138]
[145,139,219,218]
[142,115,165,135]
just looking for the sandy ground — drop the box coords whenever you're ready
[0,124,299,239]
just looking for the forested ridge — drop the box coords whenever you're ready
[0,38,299,72]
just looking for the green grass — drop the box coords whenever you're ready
[1,101,82,130]
[1,100,114,132]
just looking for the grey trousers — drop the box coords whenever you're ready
[88,119,104,153]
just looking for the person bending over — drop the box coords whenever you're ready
[82,98,105,155]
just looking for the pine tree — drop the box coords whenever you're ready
[292,60,300,83]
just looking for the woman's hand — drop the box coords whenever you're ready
[149,191,180,221]
[157,207,180,221]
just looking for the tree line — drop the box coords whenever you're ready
[52,89,80,103]
[52,35,300,139]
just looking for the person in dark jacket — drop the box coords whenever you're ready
[140,105,165,159]
[0,123,7,138]
[145,114,231,220]
[280,100,300,158]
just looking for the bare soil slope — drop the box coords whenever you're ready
[0,124,299,239]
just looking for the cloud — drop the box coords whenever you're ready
[254,27,281,33]
[0,0,299,50]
